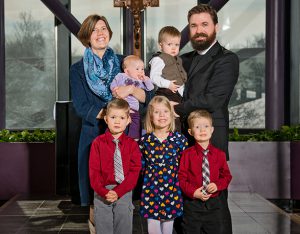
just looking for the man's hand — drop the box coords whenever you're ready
[169,101,179,117]
[169,101,179,107]
[168,80,180,93]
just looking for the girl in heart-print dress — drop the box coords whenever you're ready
[139,96,188,234]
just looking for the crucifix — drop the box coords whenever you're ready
[114,0,159,57]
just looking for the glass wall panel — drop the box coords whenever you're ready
[5,0,56,129]
[71,0,122,63]
[4,0,264,129]
[145,0,266,129]
[218,0,266,128]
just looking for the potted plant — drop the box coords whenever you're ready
[228,125,300,200]
[0,129,56,200]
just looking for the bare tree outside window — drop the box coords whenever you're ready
[6,12,45,63]
[5,11,55,129]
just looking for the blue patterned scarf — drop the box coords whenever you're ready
[83,47,121,102]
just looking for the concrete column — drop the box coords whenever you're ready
[265,0,286,129]
[55,0,71,101]
[0,0,5,129]
[290,0,300,125]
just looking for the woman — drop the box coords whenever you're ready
[70,14,152,230]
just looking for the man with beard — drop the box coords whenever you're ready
[174,4,239,234]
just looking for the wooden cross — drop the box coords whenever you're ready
[114,0,159,57]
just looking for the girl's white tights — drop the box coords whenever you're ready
[147,218,174,234]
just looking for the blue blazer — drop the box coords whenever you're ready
[70,59,108,144]
[70,58,111,205]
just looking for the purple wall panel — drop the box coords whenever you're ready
[228,142,291,199]
[0,143,55,200]
[291,142,300,199]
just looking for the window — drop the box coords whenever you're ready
[145,0,266,129]
[3,0,265,129]
[5,0,56,129]
[218,0,266,128]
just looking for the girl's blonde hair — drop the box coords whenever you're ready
[144,96,175,133]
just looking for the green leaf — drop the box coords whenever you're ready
[229,125,300,141]
[0,129,55,142]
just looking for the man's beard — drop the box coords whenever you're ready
[190,30,216,51]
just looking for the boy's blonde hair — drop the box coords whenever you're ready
[106,98,130,116]
[187,109,213,128]
[158,26,181,43]
[122,55,143,70]
[144,96,175,133]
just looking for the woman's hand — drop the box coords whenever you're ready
[96,109,105,119]
[112,85,134,99]
[112,85,146,103]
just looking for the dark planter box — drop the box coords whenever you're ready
[228,141,300,199]
[291,141,300,200]
[1,140,299,201]
[0,142,55,200]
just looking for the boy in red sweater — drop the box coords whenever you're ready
[178,109,232,234]
[89,98,141,234]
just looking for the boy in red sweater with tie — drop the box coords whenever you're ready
[178,109,232,234]
[89,98,141,234]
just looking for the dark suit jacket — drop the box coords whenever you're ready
[175,42,239,160]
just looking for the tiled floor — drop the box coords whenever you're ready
[0,192,300,233]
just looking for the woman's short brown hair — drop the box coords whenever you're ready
[77,14,113,48]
